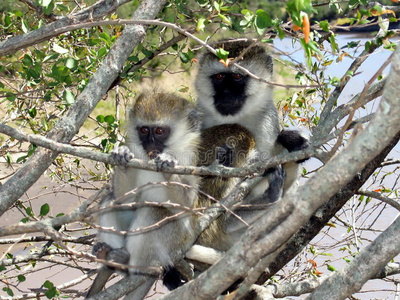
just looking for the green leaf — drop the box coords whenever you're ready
[255,9,272,29]
[179,52,190,63]
[197,17,206,32]
[25,207,34,217]
[41,0,53,6]
[22,54,33,66]
[28,108,37,118]
[319,20,329,32]
[43,280,54,289]
[53,44,69,54]
[3,287,13,296]
[213,1,220,12]
[216,48,229,60]
[218,13,231,26]
[141,48,153,58]
[98,47,107,58]
[21,19,29,33]
[96,115,105,123]
[128,55,139,62]
[65,58,77,69]
[45,289,57,299]
[40,203,50,216]
[104,115,115,124]
[327,264,337,271]
[17,275,26,282]
[63,90,75,104]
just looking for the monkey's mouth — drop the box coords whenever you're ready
[214,96,245,116]
[148,150,161,160]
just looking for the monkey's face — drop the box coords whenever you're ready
[210,72,249,116]
[195,49,274,128]
[136,125,171,159]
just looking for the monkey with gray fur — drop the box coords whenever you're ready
[163,39,308,289]
[195,39,308,192]
[87,92,201,299]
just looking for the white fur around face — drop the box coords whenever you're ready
[195,59,280,158]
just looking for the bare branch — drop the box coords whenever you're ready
[0,123,317,177]
[357,189,400,211]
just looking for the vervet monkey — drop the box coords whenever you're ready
[87,92,201,299]
[195,39,308,191]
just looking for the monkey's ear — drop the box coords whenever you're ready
[188,109,202,131]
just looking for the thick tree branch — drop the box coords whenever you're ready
[0,0,132,56]
[308,215,400,299]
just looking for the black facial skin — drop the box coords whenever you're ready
[137,126,171,159]
[211,72,249,116]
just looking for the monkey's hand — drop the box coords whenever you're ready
[111,145,134,165]
[215,144,234,167]
[154,153,178,172]
[277,130,309,163]
[92,242,130,265]
[262,165,286,203]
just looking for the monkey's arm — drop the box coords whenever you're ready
[277,129,309,192]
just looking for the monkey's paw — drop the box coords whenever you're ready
[277,130,309,163]
[154,153,178,172]
[92,242,112,260]
[111,145,134,165]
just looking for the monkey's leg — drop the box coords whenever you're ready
[86,242,129,298]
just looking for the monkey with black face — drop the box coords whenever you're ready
[88,92,201,299]
[196,39,308,192]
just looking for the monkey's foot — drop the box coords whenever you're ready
[107,248,130,264]
[154,153,177,172]
[111,145,134,165]
[92,242,130,265]
[262,165,286,203]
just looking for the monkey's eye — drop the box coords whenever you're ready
[155,127,165,135]
[233,73,242,80]
[215,73,225,80]
[139,127,149,134]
